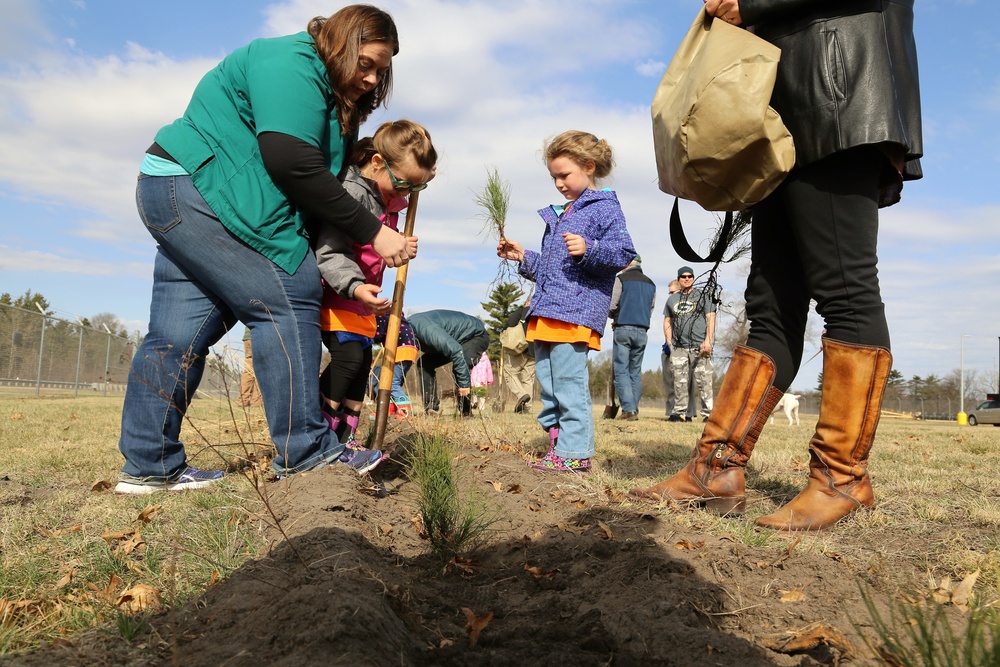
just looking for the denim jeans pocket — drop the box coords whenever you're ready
[136,174,182,233]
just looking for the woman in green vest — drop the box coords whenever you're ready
[115,5,412,493]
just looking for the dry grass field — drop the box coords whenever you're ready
[0,392,997,665]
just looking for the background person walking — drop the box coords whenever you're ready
[609,255,656,420]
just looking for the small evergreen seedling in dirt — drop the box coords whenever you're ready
[407,435,497,564]
[859,582,1000,666]
[474,166,519,287]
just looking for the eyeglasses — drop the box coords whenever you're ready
[382,159,429,193]
[679,274,694,279]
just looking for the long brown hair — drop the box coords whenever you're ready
[350,119,437,172]
[308,5,399,136]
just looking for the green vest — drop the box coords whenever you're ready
[154,32,350,274]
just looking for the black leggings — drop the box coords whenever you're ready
[744,146,889,391]
[320,332,372,405]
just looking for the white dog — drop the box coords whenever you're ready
[770,393,801,425]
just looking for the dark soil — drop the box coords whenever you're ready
[3,418,939,667]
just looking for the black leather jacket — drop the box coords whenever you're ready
[741,0,922,190]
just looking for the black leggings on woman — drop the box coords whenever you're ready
[744,145,890,391]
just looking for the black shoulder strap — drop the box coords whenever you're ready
[669,197,733,264]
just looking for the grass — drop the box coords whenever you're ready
[0,392,270,653]
[2,392,1000,659]
[860,584,1000,666]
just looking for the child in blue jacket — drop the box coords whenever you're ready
[497,130,636,473]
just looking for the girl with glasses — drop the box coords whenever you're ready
[315,120,436,448]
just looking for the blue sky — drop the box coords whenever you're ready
[1,0,998,393]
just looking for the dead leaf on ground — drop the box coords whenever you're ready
[507,483,522,494]
[116,584,161,612]
[410,515,426,538]
[55,568,75,589]
[524,563,558,580]
[102,528,145,556]
[125,561,146,575]
[761,623,862,659]
[448,556,480,574]
[779,589,807,603]
[461,607,493,648]
[596,520,614,540]
[675,539,705,550]
[136,505,161,523]
[526,501,542,512]
[10,413,25,420]
[489,480,503,492]
[90,479,113,492]
[950,570,980,608]
[86,574,123,602]
[101,528,134,545]
[557,522,588,535]
[379,523,394,536]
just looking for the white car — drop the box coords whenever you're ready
[968,398,1000,426]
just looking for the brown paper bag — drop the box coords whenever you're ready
[652,8,795,211]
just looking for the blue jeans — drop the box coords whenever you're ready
[612,326,647,413]
[372,361,412,403]
[534,341,594,459]
[119,175,343,479]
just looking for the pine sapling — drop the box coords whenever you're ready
[474,166,518,285]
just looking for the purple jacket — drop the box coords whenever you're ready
[519,188,636,334]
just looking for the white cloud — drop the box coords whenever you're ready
[0,245,150,278]
[0,46,218,246]
[636,59,666,77]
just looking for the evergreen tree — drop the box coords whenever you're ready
[480,282,526,358]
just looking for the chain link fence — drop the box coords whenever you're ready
[0,303,134,395]
[0,303,238,398]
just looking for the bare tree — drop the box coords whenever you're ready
[90,312,128,337]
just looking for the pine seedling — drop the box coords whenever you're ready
[474,166,510,241]
[474,166,519,286]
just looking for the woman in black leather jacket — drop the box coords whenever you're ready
[632,0,922,531]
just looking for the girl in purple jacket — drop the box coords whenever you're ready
[498,131,636,473]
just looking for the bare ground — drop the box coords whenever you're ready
[2,415,957,667]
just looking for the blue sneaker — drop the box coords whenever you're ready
[339,446,388,476]
[115,466,224,495]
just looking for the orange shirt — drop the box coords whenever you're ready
[322,308,376,338]
[395,345,418,363]
[527,316,601,351]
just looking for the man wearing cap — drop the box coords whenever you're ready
[664,267,716,422]
[608,255,656,421]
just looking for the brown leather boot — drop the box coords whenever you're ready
[629,346,784,515]
[756,339,891,532]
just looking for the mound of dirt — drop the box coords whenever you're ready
[8,422,906,666]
